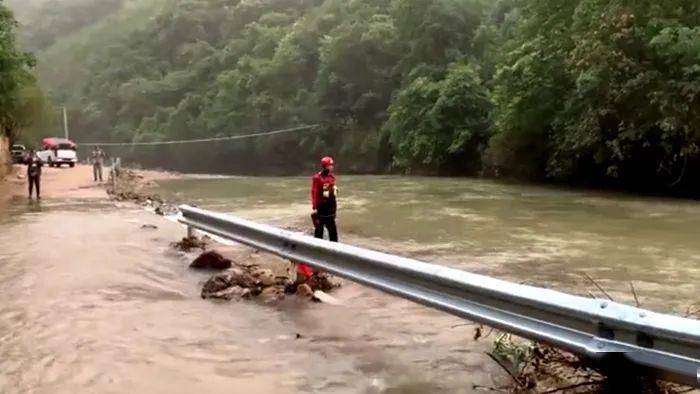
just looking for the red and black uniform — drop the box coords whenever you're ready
[296,162,338,281]
[311,169,338,242]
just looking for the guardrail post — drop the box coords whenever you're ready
[187,225,195,239]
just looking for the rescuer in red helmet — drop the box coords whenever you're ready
[311,156,338,241]
[296,156,339,280]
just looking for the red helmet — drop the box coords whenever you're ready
[320,156,334,168]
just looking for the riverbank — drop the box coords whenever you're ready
[2,164,179,200]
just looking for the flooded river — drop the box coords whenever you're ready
[155,176,700,311]
[1,176,699,393]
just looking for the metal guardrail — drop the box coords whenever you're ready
[179,205,700,387]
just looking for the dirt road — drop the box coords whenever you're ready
[5,164,107,199]
[3,164,179,200]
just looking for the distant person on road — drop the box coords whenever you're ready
[25,149,42,200]
[90,146,106,182]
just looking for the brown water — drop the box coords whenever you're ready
[1,176,699,393]
[0,196,500,393]
[155,175,700,312]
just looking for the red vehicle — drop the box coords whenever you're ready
[37,137,78,167]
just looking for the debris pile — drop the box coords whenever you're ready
[200,266,288,302]
[481,333,691,393]
[192,250,342,303]
[493,338,604,392]
[106,169,178,215]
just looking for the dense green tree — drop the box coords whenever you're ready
[387,64,490,173]
[489,0,700,192]
[0,1,47,144]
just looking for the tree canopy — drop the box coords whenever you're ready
[0,1,48,144]
[488,0,700,191]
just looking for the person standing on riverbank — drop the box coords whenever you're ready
[90,146,106,182]
[311,156,339,242]
[26,149,42,199]
[296,156,339,280]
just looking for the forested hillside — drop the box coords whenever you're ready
[9,0,700,193]
[7,0,125,51]
[0,0,48,145]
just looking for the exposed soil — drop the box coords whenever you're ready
[3,163,177,200]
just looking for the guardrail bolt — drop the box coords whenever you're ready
[600,302,608,309]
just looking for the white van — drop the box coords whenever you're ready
[37,137,78,168]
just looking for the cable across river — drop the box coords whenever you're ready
[79,124,320,147]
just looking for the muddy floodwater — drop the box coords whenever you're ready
[1,176,699,393]
[156,176,700,311]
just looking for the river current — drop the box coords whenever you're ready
[1,175,698,393]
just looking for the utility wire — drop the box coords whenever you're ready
[79,124,319,147]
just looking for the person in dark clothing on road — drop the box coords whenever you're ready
[311,156,338,241]
[26,149,42,199]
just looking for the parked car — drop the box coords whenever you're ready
[10,144,27,164]
[37,137,78,167]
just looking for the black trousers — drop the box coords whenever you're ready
[314,215,338,242]
[28,175,40,198]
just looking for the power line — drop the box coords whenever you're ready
[79,124,319,147]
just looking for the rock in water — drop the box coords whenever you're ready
[306,273,342,292]
[201,268,262,294]
[296,283,314,299]
[201,273,233,296]
[226,267,261,290]
[250,268,276,287]
[204,285,251,301]
[259,286,285,303]
[190,251,232,270]
[172,236,208,252]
